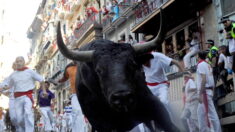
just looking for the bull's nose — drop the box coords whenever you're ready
[110,91,135,111]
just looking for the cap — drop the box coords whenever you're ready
[205,39,214,45]
[144,35,154,41]
[219,16,230,24]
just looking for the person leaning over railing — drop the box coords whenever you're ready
[183,31,200,70]
[219,16,235,72]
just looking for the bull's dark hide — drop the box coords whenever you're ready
[57,40,179,132]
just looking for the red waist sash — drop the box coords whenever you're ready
[146,81,170,86]
[14,90,34,107]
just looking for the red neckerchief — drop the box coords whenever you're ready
[197,59,207,67]
[17,67,28,71]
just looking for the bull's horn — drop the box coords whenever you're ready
[56,22,93,62]
[133,8,166,54]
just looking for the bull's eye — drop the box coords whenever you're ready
[96,68,103,75]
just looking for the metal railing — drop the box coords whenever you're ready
[73,13,99,41]
[133,0,169,25]
[102,0,135,29]
[165,54,197,75]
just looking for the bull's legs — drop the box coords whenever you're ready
[144,120,158,132]
[146,96,180,132]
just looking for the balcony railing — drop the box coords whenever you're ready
[73,13,99,41]
[165,53,197,75]
[133,0,169,25]
[102,0,135,29]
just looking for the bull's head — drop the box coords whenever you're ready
[56,10,165,112]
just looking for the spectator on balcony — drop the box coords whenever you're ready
[126,35,137,45]
[102,5,110,16]
[165,44,174,56]
[205,40,219,85]
[86,4,98,21]
[220,17,235,72]
[218,45,232,93]
[220,16,235,39]
[111,0,119,22]
[75,18,83,30]
[196,51,221,132]
[183,31,200,70]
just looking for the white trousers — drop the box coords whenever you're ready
[181,101,199,132]
[183,49,198,69]
[197,94,221,132]
[148,83,169,105]
[71,94,86,132]
[9,98,17,127]
[14,95,34,132]
[0,119,5,131]
[40,106,54,132]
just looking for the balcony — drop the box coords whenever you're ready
[70,1,81,12]
[70,13,102,47]
[102,0,136,33]
[64,11,73,20]
[58,11,65,20]
[132,0,174,32]
[134,0,168,23]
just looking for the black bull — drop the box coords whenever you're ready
[56,13,179,132]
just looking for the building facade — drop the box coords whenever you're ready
[28,0,235,131]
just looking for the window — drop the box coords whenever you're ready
[221,0,235,16]
[165,37,174,56]
[176,30,186,60]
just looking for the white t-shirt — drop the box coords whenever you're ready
[218,53,228,69]
[190,39,200,51]
[228,39,235,54]
[196,61,215,95]
[8,69,44,92]
[227,56,233,69]
[185,79,198,102]
[143,52,172,83]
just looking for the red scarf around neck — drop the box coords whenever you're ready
[17,67,28,71]
[197,59,208,66]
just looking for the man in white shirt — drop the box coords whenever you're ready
[134,51,183,132]
[142,52,183,105]
[5,56,45,132]
[181,72,199,132]
[0,62,17,130]
[183,32,200,70]
[196,51,221,132]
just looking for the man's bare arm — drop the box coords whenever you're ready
[171,60,184,72]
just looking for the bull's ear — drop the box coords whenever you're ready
[135,53,154,65]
